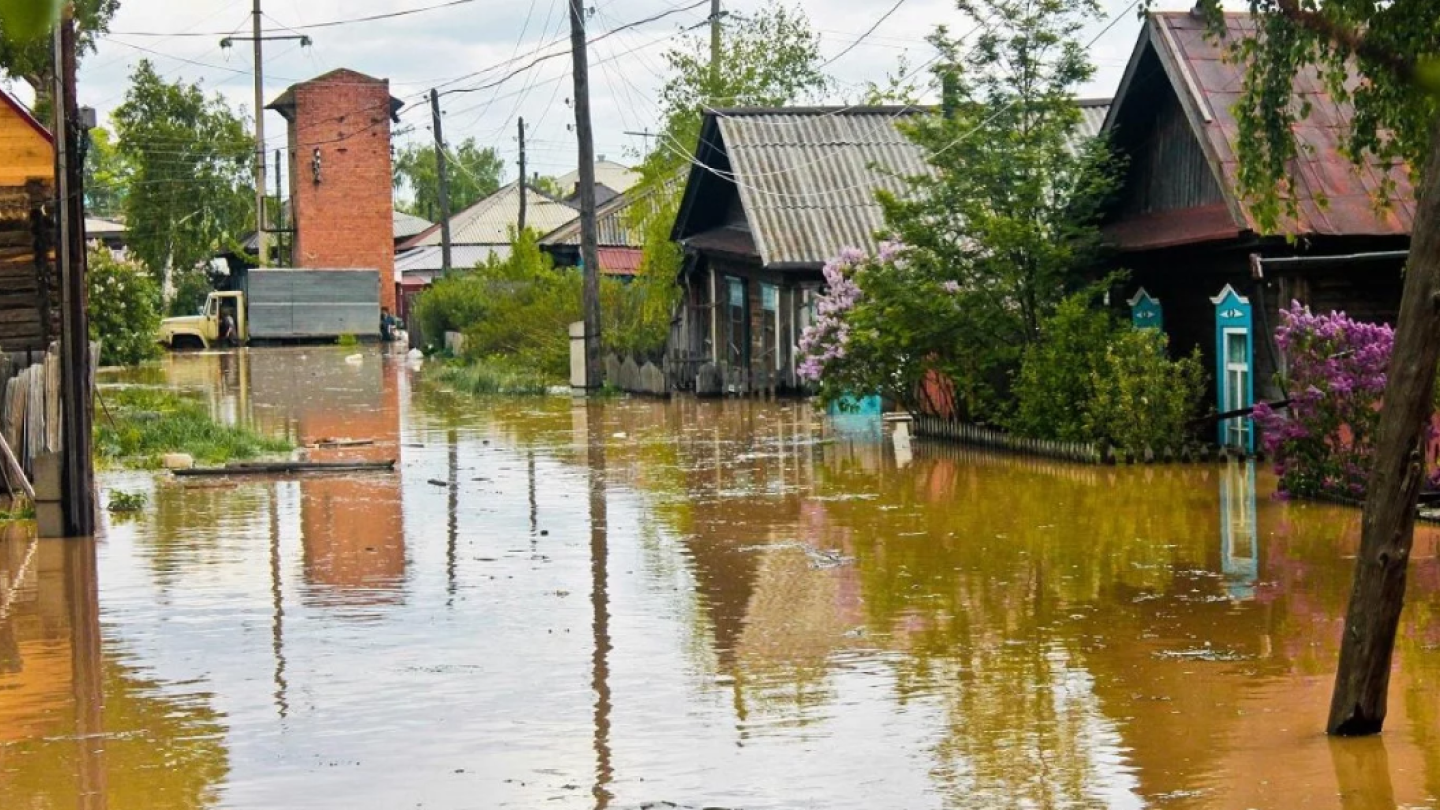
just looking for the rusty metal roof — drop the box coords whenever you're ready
[1106,12,1414,243]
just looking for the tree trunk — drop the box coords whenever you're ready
[1327,116,1440,735]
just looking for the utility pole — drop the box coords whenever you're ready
[251,0,267,267]
[517,117,527,234]
[272,148,283,266]
[430,89,453,275]
[710,0,721,89]
[218,13,309,269]
[623,129,656,153]
[54,14,95,536]
[569,0,603,389]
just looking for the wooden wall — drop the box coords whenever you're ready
[0,182,56,354]
[0,103,52,187]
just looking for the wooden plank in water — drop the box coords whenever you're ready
[173,459,397,477]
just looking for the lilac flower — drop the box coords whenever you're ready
[941,280,961,294]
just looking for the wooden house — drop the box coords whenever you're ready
[1102,11,1413,451]
[0,88,57,355]
[668,107,930,395]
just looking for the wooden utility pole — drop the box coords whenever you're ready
[517,117,527,233]
[272,148,283,265]
[430,89,453,275]
[54,15,95,536]
[569,0,602,389]
[1328,115,1440,736]
[251,0,268,267]
[710,0,722,88]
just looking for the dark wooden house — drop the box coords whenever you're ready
[1103,11,1413,451]
[0,89,58,357]
[668,107,929,395]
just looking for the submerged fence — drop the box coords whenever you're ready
[911,414,1222,465]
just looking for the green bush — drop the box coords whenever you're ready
[88,248,163,367]
[1009,294,1205,455]
[1085,329,1206,456]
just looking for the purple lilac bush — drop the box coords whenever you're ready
[1252,302,1405,498]
[796,246,869,382]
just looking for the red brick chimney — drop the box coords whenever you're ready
[268,68,402,312]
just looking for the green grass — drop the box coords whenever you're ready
[94,386,294,469]
[0,500,35,522]
[426,359,557,396]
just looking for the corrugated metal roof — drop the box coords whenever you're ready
[395,244,511,277]
[392,210,432,240]
[555,160,640,197]
[596,247,643,276]
[403,182,579,248]
[538,185,665,248]
[1110,12,1413,241]
[715,108,932,268]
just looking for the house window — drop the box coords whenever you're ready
[1223,328,1251,449]
[761,283,779,371]
[726,276,748,368]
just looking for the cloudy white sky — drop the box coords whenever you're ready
[10,0,1202,195]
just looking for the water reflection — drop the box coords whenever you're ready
[12,354,1440,809]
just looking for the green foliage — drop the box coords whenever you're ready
[426,359,554,396]
[1085,328,1206,456]
[88,247,162,367]
[113,60,254,290]
[167,268,214,318]
[394,137,505,219]
[107,490,147,513]
[85,126,130,220]
[0,499,34,522]
[1192,1,1439,231]
[94,386,292,469]
[0,0,117,117]
[1009,296,1205,455]
[805,0,1122,421]
[607,189,681,357]
[1008,296,1115,442]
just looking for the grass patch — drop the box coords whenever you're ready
[0,500,35,522]
[425,359,557,396]
[95,386,293,469]
[108,491,147,512]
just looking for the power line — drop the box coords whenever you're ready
[110,0,480,37]
[819,0,907,68]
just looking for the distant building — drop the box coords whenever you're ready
[1101,12,1413,452]
[267,68,403,313]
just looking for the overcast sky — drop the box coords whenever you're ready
[7,0,1203,199]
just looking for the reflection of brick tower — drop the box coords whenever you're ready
[267,69,401,312]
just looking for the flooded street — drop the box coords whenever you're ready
[5,346,1440,809]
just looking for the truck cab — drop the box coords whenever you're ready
[156,291,248,349]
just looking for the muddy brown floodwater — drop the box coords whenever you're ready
[3,346,1440,809]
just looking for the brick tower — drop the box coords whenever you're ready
[268,69,402,312]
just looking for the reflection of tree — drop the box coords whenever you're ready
[144,482,270,591]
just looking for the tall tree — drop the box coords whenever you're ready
[0,0,119,118]
[1189,0,1440,736]
[393,137,504,219]
[84,125,129,220]
[800,0,1120,420]
[112,60,252,310]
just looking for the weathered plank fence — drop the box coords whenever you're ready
[911,414,1218,465]
[0,347,60,483]
[603,352,668,397]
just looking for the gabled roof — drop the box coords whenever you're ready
[672,106,933,269]
[538,178,680,248]
[0,87,52,144]
[267,68,403,121]
[555,160,640,198]
[400,182,579,249]
[392,210,432,240]
[1104,12,1413,245]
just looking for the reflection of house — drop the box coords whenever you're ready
[1102,12,1412,451]
[667,107,930,395]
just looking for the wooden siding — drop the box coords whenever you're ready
[1118,71,1224,217]
[0,103,51,187]
[0,183,57,354]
